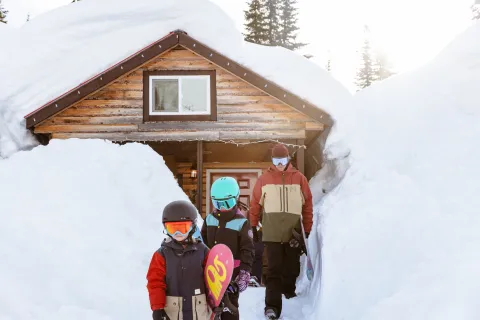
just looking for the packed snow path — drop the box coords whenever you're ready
[239,287,313,320]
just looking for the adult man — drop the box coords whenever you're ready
[249,143,313,320]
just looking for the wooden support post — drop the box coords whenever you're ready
[196,141,204,215]
[296,139,305,175]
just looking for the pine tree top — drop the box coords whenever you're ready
[0,0,8,24]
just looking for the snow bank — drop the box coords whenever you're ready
[310,24,480,319]
[0,0,351,158]
[0,140,192,320]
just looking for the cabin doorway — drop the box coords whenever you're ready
[205,169,263,216]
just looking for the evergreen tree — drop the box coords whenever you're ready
[264,0,281,46]
[472,4,480,20]
[26,13,31,22]
[326,59,332,72]
[355,26,375,90]
[0,0,8,24]
[278,0,306,50]
[244,0,268,44]
[325,50,332,72]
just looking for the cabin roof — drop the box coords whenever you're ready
[24,30,333,129]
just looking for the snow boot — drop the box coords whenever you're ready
[284,291,297,299]
[265,308,279,319]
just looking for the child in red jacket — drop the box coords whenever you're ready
[146,200,211,320]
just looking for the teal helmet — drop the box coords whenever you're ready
[211,177,240,212]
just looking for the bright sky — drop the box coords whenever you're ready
[3,0,475,91]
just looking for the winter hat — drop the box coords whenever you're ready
[271,144,289,158]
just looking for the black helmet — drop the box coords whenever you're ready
[162,200,198,224]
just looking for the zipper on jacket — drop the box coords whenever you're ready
[282,173,286,213]
[286,186,289,212]
[279,186,283,212]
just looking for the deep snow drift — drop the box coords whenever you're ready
[311,23,480,319]
[0,0,351,159]
[0,140,192,320]
[2,0,479,319]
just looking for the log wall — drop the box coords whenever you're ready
[35,46,323,141]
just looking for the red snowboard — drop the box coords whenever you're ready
[204,244,234,316]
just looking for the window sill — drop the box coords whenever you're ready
[144,114,217,122]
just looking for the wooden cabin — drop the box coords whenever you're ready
[25,30,333,217]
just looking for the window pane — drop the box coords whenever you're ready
[152,79,179,112]
[181,77,208,112]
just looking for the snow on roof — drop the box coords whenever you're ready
[0,0,351,158]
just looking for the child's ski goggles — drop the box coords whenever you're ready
[272,157,289,166]
[212,197,237,211]
[164,221,193,236]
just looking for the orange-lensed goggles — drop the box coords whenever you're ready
[165,221,193,235]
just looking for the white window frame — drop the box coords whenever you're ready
[148,75,211,116]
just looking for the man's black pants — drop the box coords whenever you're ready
[264,242,301,316]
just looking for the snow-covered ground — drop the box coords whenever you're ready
[0,140,193,320]
[1,0,479,319]
[311,22,480,320]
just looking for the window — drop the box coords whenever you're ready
[143,70,216,121]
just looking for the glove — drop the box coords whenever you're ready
[234,269,250,293]
[290,228,303,248]
[290,228,307,254]
[152,309,170,320]
[289,237,300,248]
[251,226,259,243]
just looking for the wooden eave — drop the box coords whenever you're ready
[25,30,333,130]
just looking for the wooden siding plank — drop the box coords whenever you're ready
[145,60,215,70]
[41,116,143,125]
[75,100,143,107]
[219,112,310,121]
[50,130,305,140]
[35,124,138,133]
[138,122,305,131]
[216,81,251,89]
[305,121,324,130]
[91,91,143,100]
[51,131,221,140]
[217,104,293,114]
[216,88,268,96]
[219,130,305,140]
[60,108,143,117]
[216,96,280,105]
